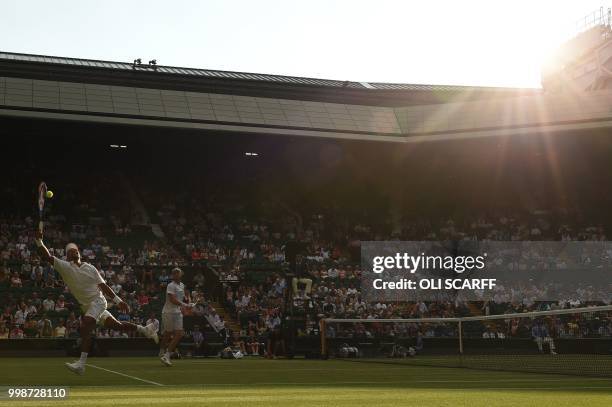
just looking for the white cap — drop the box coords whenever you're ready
[65,243,78,252]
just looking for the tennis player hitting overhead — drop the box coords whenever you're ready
[35,229,159,375]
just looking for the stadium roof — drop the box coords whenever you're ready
[0,51,539,107]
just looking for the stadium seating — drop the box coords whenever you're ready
[2,163,611,353]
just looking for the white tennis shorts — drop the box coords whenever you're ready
[82,297,112,325]
[162,312,183,332]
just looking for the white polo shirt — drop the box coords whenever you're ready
[53,257,106,306]
[163,281,185,314]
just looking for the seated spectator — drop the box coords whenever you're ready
[39,316,53,337]
[0,323,8,339]
[231,331,246,354]
[53,319,67,338]
[54,295,67,312]
[0,307,13,326]
[246,328,260,355]
[137,290,150,306]
[10,324,24,339]
[104,265,115,281]
[66,312,79,338]
[108,274,122,293]
[42,293,55,312]
[158,269,170,288]
[30,292,42,309]
[25,300,38,317]
[10,272,22,288]
[23,318,39,338]
[14,303,28,325]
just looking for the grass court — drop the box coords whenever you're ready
[0,357,611,406]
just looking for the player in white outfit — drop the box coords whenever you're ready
[159,267,192,366]
[35,230,159,375]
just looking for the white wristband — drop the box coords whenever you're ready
[35,239,43,247]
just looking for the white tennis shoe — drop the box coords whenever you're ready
[143,323,159,344]
[65,361,85,375]
[160,354,172,367]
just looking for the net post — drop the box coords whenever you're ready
[320,318,327,358]
[458,320,463,355]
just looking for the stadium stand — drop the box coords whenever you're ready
[1,127,610,363]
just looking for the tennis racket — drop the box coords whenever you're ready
[189,291,206,307]
[37,181,48,233]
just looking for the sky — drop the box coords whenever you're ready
[2,1,609,88]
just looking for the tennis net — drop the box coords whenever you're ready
[322,305,612,377]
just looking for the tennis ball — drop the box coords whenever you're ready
[45,190,54,199]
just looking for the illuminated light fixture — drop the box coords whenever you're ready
[244,152,259,156]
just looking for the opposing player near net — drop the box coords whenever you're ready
[159,267,194,366]
[35,230,159,375]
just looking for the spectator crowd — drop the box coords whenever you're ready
[1,187,611,348]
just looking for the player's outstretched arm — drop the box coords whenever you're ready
[34,229,53,263]
[98,283,131,313]
[167,292,189,308]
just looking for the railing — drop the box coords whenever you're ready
[575,7,611,34]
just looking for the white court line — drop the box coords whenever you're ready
[85,364,164,386]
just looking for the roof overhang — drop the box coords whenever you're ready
[0,51,539,107]
[1,52,611,143]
